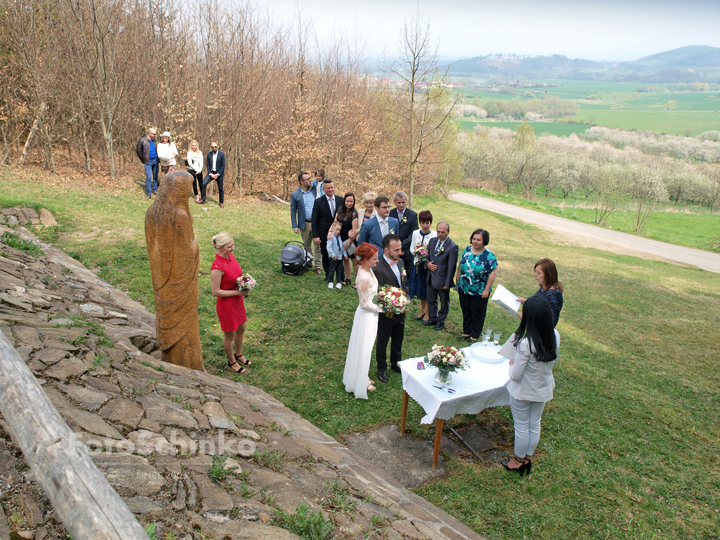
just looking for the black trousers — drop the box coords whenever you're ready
[318,235,331,275]
[326,258,345,283]
[201,173,224,204]
[189,170,202,197]
[376,313,405,372]
[427,285,450,326]
[458,290,489,339]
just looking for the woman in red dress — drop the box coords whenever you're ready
[210,232,252,374]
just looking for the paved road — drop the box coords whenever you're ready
[449,191,720,274]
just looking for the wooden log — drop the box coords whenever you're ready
[0,332,149,540]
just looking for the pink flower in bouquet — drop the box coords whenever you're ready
[237,274,257,292]
[374,285,409,318]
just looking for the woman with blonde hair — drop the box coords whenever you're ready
[350,191,377,287]
[186,140,204,203]
[210,232,252,374]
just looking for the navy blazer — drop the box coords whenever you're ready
[389,208,419,259]
[357,216,400,251]
[205,150,225,178]
[426,236,459,290]
[290,185,317,230]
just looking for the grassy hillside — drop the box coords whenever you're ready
[3,167,719,540]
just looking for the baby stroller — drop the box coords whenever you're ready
[280,240,309,275]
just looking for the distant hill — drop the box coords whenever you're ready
[634,45,720,68]
[447,46,720,82]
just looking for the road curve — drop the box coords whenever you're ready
[449,191,720,274]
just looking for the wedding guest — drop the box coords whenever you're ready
[186,140,204,203]
[408,211,436,322]
[357,196,398,251]
[517,258,564,327]
[210,232,252,374]
[503,295,560,476]
[343,242,383,399]
[425,222,458,331]
[359,191,377,224]
[326,221,347,290]
[290,172,319,271]
[135,127,158,199]
[455,229,497,342]
[157,131,179,178]
[389,191,418,270]
[335,193,359,286]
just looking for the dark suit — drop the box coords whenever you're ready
[356,216,400,251]
[389,208,418,268]
[426,236,459,327]
[201,150,226,204]
[311,194,344,275]
[373,256,406,374]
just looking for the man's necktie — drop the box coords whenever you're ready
[329,198,335,215]
[380,219,388,237]
[435,241,443,256]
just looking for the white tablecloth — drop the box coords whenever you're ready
[400,346,511,425]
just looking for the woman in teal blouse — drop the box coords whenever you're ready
[455,229,497,341]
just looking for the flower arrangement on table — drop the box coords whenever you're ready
[413,242,429,263]
[237,274,257,292]
[374,285,409,318]
[426,344,467,373]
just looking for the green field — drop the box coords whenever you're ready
[456,119,590,137]
[458,79,720,136]
[3,167,719,540]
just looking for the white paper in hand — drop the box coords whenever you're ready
[491,284,521,317]
[498,333,517,361]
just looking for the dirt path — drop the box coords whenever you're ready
[449,191,720,274]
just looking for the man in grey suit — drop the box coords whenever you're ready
[425,222,459,331]
[290,171,320,270]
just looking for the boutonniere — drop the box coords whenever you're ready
[438,246,445,255]
[389,228,395,234]
[400,216,407,225]
[401,268,407,279]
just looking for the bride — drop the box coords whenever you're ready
[343,242,383,399]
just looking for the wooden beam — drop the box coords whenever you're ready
[400,390,409,436]
[433,418,444,469]
[0,333,149,540]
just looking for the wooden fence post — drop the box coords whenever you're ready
[0,333,149,540]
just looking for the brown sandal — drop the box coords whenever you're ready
[227,358,247,374]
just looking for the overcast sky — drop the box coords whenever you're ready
[255,0,720,61]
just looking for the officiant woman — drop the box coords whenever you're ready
[455,228,497,342]
[517,258,563,327]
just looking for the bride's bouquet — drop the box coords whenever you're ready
[237,274,257,292]
[413,242,429,263]
[426,344,467,372]
[374,286,409,318]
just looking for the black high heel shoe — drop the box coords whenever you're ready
[501,458,531,476]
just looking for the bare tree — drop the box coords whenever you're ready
[379,13,460,208]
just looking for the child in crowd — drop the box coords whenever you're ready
[326,221,348,289]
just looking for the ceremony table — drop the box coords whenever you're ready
[399,345,511,468]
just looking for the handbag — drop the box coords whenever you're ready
[346,240,357,256]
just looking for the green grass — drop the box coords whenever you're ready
[3,167,719,540]
[457,119,590,137]
[456,187,720,253]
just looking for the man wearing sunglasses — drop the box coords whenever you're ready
[199,142,226,207]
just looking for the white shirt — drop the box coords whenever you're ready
[383,254,401,285]
[327,196,335,216]
[210,151,218,172]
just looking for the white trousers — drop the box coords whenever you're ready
[509,395,546,458]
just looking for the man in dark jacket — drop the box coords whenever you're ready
[135,128,158,199]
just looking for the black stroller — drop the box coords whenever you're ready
[280,240,309,275]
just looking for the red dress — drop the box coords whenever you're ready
[211,254,247,332]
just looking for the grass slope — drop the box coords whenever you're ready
[3,168,719,540]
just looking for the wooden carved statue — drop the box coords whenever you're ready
[145,170,204,370]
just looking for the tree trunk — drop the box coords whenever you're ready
[20,101,47,165]
[41,120,55,174]
[99,114,116,179]
[80,117,91,172]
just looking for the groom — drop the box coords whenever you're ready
[373,234,406,383]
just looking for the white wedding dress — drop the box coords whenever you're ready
[343,267,383,399]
